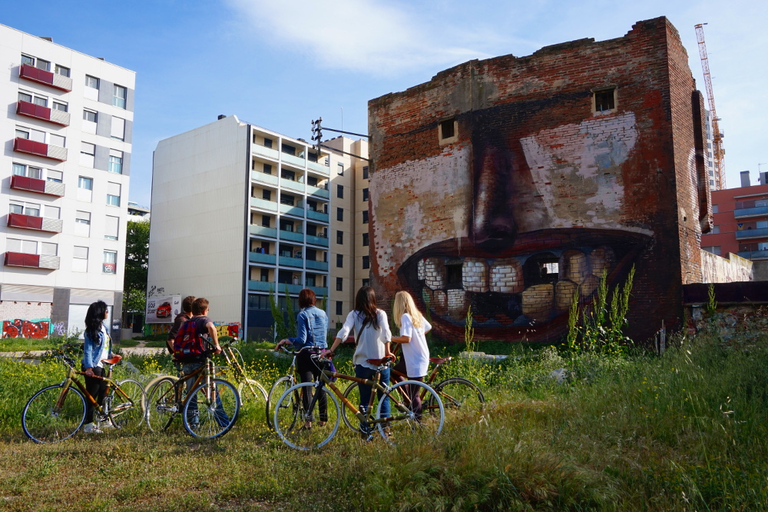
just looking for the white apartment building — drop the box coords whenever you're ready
[149,115,369,341]
[0,24,135,338]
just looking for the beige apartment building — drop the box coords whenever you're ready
[148,115,369,340]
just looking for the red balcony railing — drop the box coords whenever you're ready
[4,252,59,270]
[16,101,70,126]
[19,64,72,92]
[13,138,67,162]
[10,175,65,197]
[7,213,63,233]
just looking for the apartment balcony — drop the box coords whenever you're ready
[4,252,60,270]
[308,160,329,175]
[13,138,67,162]
[735,227,768,240]
[252,144,279,161]
[250,197,277,212]
[734,206,768,219]
[305,260,329,272]
[19,64,73,92]
[737,250,768,261]
[249,252,276,265]
[281,153,306,169]
[248,280,274,293]
[279,255,304,268]
[279,230,303,243]
[306,234,329,247]
[10,175,65,197]
[307,184,330,200]
[281,178,305,194]
[306,209,329,223]
[250,225,277,238]
[279,204,305,218]
[251,171,278,186]
[7,213,63,233]
[309,286,328,297]
[17,101,71,126]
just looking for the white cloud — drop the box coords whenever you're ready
[224,0,491,75]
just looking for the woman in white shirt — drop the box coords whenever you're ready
[391,291,432,417]
[324,286,393,436]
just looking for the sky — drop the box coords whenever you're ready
[3,0,767,207]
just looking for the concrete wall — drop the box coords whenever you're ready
[699,251,753,283]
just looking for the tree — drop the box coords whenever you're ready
[123,220,149,320]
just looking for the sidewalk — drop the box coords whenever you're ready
[0,341,166,360]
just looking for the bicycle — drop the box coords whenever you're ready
[22,354,145,443]
[144,351,240,439]
[265,345,318,430]
[216,338,268,410]
[273,354,444,450]
[341,355,485,430]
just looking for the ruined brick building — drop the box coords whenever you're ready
[368,17,717,344]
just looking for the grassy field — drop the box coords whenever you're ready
[1,331,767,511]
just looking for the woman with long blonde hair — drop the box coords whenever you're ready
[391,291,432,416]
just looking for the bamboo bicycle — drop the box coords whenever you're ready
[215,338,268,409]
[144,351,240,439]
[340,355,485,430]
[273,354,444,450]
[22,354,145,443]
[265,345,319,430]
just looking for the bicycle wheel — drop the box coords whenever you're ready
[429,377,485,414]
[265,376,295,429]
[183,378,240,439]
[142,374,178,411]
[145,377,180,433]
[22,384,86,443]
[108,379,145,430]
[237,378,268,411]
[340,381,382,432]
[273,382,340,450]
[379,380,444,444]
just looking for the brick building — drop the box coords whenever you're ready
[368,17,718,345]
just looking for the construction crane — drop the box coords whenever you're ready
[695,23,725,190]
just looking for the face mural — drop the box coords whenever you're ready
[371,110,654,342]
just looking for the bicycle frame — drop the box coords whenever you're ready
[57,357,133,419]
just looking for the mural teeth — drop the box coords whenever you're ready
[423,258,445,290]
[560,249,589,285]
[417,259,426,280]
[590,246,615,277]
[579,274,600,298]
[489,258,524,293]
[446,289,469,320]
[555,279,579,312]
[462,258,489,293]
[522,283,555,323]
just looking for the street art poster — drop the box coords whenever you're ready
[145,295,181,324]
[2,318,52,339]
[145,321,241,338]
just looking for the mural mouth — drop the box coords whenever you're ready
[397,229,650,341]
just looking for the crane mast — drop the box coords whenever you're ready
[695,23,725,190]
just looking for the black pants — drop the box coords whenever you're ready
[83,366,107,423]
[296,349,327,422]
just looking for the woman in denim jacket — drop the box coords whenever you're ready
[81,300,112,433]
[275,288,328,427]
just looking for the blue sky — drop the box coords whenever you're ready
[4,0,767,207]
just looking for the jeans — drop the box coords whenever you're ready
[355,365,390,433]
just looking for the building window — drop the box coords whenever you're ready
[21,54,50,71]
[262,189,272,200]
[47,170,63,183]
[53,101,68,112]
[336,230,343,244]
[337,207,344,222]
[83,110,98,123]
[263,163,272,174]
[362,279,370,287]
[362,188,369,202]
[337,162,344,176]
[103,250,117,274]
[362,233,369,246]
[362,211,369,224]
[73,246,88,272]
[336,254,343,268]
[362,256,370,269]
[113,85,127,109]
[105,215,119,240]
[363,166,369,180]
[40,242,57,256]
[18,90,48,107]
[337,184,344,199]
[336,301,343,315]
[55,64,70,77]
[85,75,100,89]
[336,277,343,291]
[712,205,719,213]
[264,137,273,148]
[111,117,125,140]
[9,202,40,216]
[13,163,42,179]
[78,176,93,191]
[107,182,121,207]
[80,142,96,168]
[6,238,36,254]
[438,118,457,144]
[108,150,124,174]
[75,210,91,237]
[593,87,616,113]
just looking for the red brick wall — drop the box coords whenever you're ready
[368,17,708,345]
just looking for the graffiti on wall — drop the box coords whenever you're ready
[2,319,52,339]
[144,322,241,339]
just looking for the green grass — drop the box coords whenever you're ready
[1,332,767,510]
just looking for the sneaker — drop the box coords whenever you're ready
[83,423,103,434]
[98,421,115,430]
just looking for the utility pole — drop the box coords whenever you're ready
[310,118,371,162]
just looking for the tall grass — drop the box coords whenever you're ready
[1,329,767,510]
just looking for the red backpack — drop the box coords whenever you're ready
[173,317,209,362]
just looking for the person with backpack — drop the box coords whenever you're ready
[275,288,328,428]
[166,295,195,355]
[81,300,112,434]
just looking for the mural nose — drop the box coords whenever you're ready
[472,145,518,246]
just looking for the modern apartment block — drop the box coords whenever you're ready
[148,115,368,340]
[0,24,135,338]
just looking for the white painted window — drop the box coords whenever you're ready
[40,242,57,256]
[107,182,121,207]
[75,210,91,237]
[80,142,95,168]
[111,117,125,140]
[85,75,99,101]
[53,101,68,112]
[55,64,70,77]
[44,205,60,219]
[105,215,119,240]
[113,85,127,109]
[73,246,89,272]
[108,150,123,174]
[49,134,65,147]
[77,176,93,202]
[7,238,37,254]
[47,170,63,183]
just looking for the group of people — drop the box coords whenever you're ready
[275,286,431,436]
[80,295,221,434]
[81,285,429,437]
